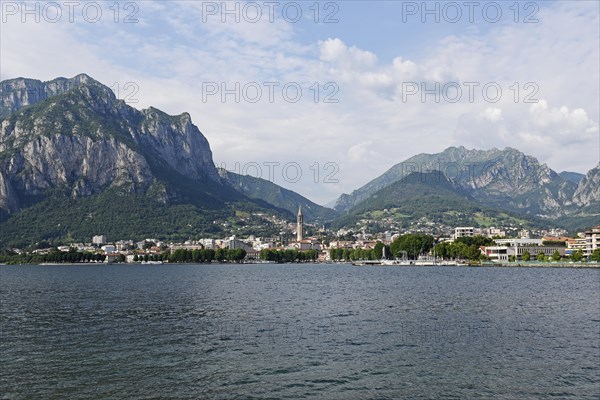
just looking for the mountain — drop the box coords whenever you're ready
[218,169,337,222]
[0,74,293,245]
[349,171,478,213]
[1,74,100,119]
[559,171,585,185]
[572,163,600,207]
[332,171,540,230]
[553,163,600,229]
[334,146,582,218]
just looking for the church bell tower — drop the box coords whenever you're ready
[296,206,303,242]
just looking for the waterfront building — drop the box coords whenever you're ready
[584,226,600,257]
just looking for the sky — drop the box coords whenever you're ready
[1,0,599,205]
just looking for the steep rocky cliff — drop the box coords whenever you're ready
[572,163,600,207]
[0,74,218,215]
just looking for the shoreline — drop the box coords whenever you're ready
[1,261,599,269]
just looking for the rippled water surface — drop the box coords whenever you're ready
[1,264,599,399]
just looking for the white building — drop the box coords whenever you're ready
[199,239,216,249]
[482,244,566,261]
[482,246,510,261]
[101,245,116,253]
[494,238,543,247]
[454,227,474,239]
[584,226,600,257]
[92,235,107,245]
[226,236,253,251]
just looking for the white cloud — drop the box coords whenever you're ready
[319,38,377,69]
[483,107,503,123]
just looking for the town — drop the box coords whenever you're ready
[1,207,599,265]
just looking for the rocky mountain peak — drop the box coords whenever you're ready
[0,74,113,118]
[0,74,219,215]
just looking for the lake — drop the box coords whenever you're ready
[1,264,599,399]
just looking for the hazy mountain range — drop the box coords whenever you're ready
[0,74,597,244]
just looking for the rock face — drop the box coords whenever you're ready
[334,146,591,217]
[1,74,94,118]
[0,74,219,215]
[572,163,600,207]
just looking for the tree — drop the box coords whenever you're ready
[522,251,531,262]
[215,248,226,262]
[536,252,546,262]
[391,234,434,260]
[374,242,385,260]
[508,255,516,262]
[456,235,493,247]
[571,250,583,262]
[227,248,246,262]
[591,248,600,262]
[435,242,448,259]
[551,250,561,262]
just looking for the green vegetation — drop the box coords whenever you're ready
[390,234,434,260]
[591,249,600,262]
[329,248,352,261]
[434,236,493,261]
[570,250,584,262]
[0,248,106,264]
[0,188,283,247]
[222,170,338,223]
[167,248,246,263]
[328,241,391,261]
[259,249,318,262]
[332,172,547,231]
[551,250,561,261]
[329,235,495,263]
[522,251,531,261]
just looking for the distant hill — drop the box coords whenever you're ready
[219,169,338,223]
[331,171,542,230]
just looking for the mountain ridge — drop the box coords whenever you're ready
[333,146,596,222]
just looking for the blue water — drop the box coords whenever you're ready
[1,264,599,399]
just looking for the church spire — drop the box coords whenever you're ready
[296,205,303,242]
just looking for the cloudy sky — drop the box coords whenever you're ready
[1,0,598,205]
